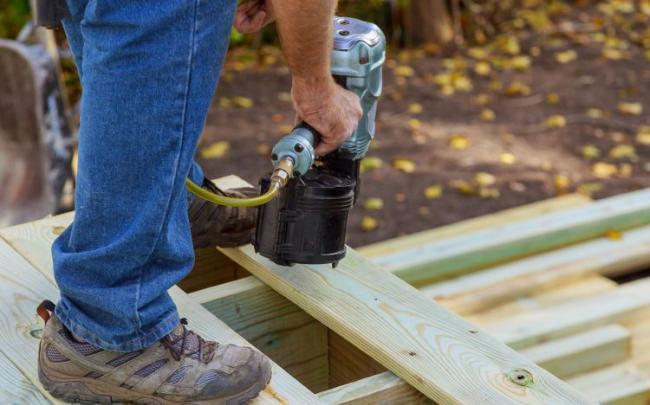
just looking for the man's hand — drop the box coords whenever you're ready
[234,0,275,34]
[292,77,363,156]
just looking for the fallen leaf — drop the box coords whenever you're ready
[581,145,601,159]
[474,61,491,76]
[609,144,637,160]
[478,187,500,199]
[364,198,384,211]
[577,182,603,197]
[602,48,624,60]
[450,179,475,195]
[448,134,471,149]
[500,153,516,165]
[587,108,605,118]
[468,47,488,59]
[604,230,623,240]
[497,35,521,55]
[219,97,231,108]
[545,115,567,128]
[256,143,271,156]
[555,50,577,63]
[636,126,650,145]
[201,141,230,159]
[394,65,415,77]
[511,55,531,71]
[480,109,496,121]
[618,102,643,115]
[554,175,570,192]
[360,156,384,172]
[231,96,253,108]
[408,103,423,114]
[505,81,531,97]
[278,124,294,134]
[546,93,560,105]
[52,226,65,235]
[474,94,491,105]
[424,185,443,199]
[620,163,633,177]
[408,118,422,130]
[393,159,416,173]
[360,216,378,231]
[475,172,496,187]
[592,162,618,178]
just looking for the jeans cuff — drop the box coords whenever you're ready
[55,302,180,352]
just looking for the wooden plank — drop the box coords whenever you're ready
[358,194,591,258]
[568,366,650,405]
[370,188,650,285]
[0,227,323,404]
[422,226,650,315]
[318,372,426,405]
[519,325,631,379]
[0,238,80,403]
[466,276,617,325]
[0,350,53,404]
[222,246,592,404]
[190,278,330,391]
[328,331,385,388]
[488,278,650,350]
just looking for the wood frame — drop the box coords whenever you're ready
[4,176,650,403]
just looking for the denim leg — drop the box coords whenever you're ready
[53,0,236,352]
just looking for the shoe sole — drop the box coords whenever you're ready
[39,361,273,405]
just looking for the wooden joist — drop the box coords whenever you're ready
[358,193,591,258]
[0,219,324,404]
[519,325,631,379]
[567,366,650,405]
[221,245,591,404]
[367,188,650,285]
[489,278,650,350]
[422,226,650,314]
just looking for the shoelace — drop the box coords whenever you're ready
[161,318,216,364]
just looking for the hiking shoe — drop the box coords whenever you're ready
[37,301,272,404]
[189,178,257,249]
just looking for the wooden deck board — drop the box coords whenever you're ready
[371,188,650,285]
[222,245,592,404]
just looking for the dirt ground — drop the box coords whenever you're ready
[198,4,650,248]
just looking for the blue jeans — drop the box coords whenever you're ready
[53,0,236,352]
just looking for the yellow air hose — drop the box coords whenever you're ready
[184,157,294,207]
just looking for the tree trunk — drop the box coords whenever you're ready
[403,0,454,46]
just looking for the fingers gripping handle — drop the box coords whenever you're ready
[271,123,320,177]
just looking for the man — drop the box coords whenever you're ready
[36,0,362,403]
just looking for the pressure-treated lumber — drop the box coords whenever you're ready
[0,343,54,404]
[369,188,650,284]
[567,365,650,405]
[519,325,631,379]
[0,239,74,404]
[358,193,591,257]
[0,220,324,404]
[488,278,650,350]
[317,372,426,405]
[421,226,650,314]
[191,277,330,391]
[221,245,592,404]
[466,276,618,325]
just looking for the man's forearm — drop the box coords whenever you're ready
[270,0,337,80]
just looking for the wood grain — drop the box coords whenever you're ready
[567,365,650,405]
[520,325,631,379]
[318,372,426,405]
[222,245,593,404]
[422,226,650,315]
[371,188,650,285]
[488,278,650,350]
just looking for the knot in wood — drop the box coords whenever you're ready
[507,368,534,386]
